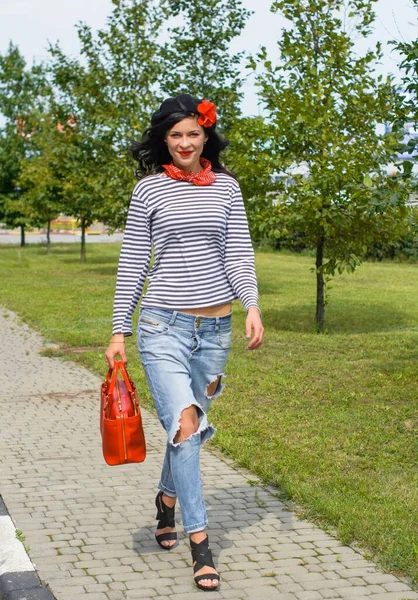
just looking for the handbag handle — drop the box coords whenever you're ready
[106,360,134,396]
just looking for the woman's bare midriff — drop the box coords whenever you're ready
[175,303,232,317]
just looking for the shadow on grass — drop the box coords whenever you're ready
[59,254,117,266]
[80,266,118,277]
[262,301,414,335]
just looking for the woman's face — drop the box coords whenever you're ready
[165,116,207,173]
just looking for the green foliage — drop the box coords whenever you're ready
[365,207,418,262]
[0,42,47,121]
[394,0,418,125]
[46,0,164,246]
[391,0,418,199]
[226,116,277,201]
[0,128,27,229]
[160,0,251,132]
[0,0,256,255]
[16,112,64,232]
[40,0,253,251]
[251,0,411,328]
[2,0,414,277]
[0,44,49,236]
[50,0,163,138]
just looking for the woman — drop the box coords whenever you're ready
[106,93,264,591]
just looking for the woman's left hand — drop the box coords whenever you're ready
[245,307,264,350]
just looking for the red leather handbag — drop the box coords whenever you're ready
[100,360,146,466]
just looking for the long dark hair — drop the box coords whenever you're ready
[131,110,235,180]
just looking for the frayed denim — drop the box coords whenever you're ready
[137,307,231,533]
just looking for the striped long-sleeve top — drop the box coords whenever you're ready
[112,172,259,336]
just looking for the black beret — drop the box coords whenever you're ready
[151,94,203,126]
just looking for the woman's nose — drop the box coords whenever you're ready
[179,137,191,148]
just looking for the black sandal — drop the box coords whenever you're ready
[155,490,177,550]
[190,536,220,591]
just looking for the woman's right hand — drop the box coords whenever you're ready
[105,334,127,369]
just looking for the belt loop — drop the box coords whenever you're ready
[169,310,177,326]
[215,316,220,332]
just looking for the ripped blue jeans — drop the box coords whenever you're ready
[137,307,232,533]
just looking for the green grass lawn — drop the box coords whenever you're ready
[1,243,417,584]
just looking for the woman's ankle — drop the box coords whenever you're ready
[189,530,207,544]
[161,493,176,509]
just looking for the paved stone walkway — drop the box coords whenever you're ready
[0,307,417,600]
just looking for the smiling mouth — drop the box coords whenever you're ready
[179,151,193,157]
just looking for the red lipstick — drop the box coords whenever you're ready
[179,151,192,157]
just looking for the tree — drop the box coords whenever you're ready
[0,43,48,246]
[225,115,278,240]
[17,111,65,250]
[160,0,251,132]
[48,0,164,260]
[392,0,418,196]
[250,0,410,330]
[0,127,28,246]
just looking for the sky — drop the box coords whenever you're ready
[0,0,417,116]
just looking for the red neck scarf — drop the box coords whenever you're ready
[162,157,216,186]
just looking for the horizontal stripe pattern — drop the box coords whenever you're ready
[112,173,259,335]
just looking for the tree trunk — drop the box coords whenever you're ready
[315,235,325,332]
[46,220,51,252]
[20,225,25,247]
[80,220,86,263]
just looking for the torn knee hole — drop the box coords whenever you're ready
[206,374,222,398]
[173,404,201,444]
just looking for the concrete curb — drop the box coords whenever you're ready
[0,497,56,600]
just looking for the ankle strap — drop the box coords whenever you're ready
[190,537,215,570]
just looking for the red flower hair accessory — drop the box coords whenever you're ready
[197,100,217,127]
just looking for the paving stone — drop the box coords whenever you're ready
[368,594,418,600]
[221,570,247,582]
[217,591,248,599]
[49,585,85,596]
[62,595,108,600]
[383,582,417,592]
[343,559,379,569]
[338,568,377,579]
[124,577,175,590]
[96,575,113,584]
[364,574,410,585]
[84,584,111,593]
[108,581,127,591]
[47,576,93,587]
[125,592,165,600]
[347,577,368,586]
[335,586,373,596]
[290,572,326,583]
[1,307,417,600]
[245,592,295,600]
[106,593,126,600]
[306,565,325,573]
[277,582,304,593]
[323,571,345,580]
[300,579,352,591]
[233,577,292,589]
[318,591,343,599]
[295,592,323,600]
